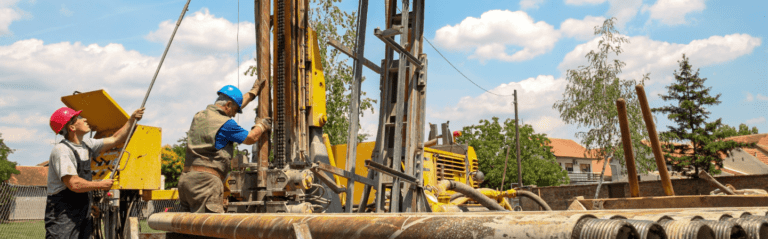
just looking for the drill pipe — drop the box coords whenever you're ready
[149,212,620,239]
[694,220,747,239]
[721,218,768,239]
[624,220,667,239]
[658,220,715,239]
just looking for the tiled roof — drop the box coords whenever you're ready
[591,157,613,177]
[724,133,768,144]
[6,166,48,186]
[547,138,595,159]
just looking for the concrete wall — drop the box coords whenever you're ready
[520,174,768,211]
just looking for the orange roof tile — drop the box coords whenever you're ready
[7,166,48,186]
[591,157,613,177]
[546,138,594,159]
[724,133,768,144]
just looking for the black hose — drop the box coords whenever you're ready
[517,190,552,211]
[443,181,505,211]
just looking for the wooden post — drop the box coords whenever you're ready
[616,98,639,197]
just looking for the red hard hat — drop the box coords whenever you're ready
[50,107,81,134]
[453,131,461,137]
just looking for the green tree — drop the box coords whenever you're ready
[160,135,187,189]
[0,133,20,182]
[309,0,376,146]
[715,123,759,137]
[553,17,654,180]
[652,55,753,176]
[456,117,569,188]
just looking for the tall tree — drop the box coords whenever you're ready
[553,17,654,180]
[0,133,20,182]
[456,117,569,188]
[309,0,376,146]
[653,55,753,176]
[715,123,759,137]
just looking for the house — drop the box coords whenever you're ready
[546,138,609,184]
[2,165,48,221]
[718,134,768,175]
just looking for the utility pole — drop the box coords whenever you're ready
[515,90,522,188]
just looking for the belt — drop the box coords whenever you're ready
[184,165,225,180]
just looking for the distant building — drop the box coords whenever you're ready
[546,138,608,184]
[2,165,48,221]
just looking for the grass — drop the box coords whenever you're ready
[0,220,45,239]
[0,219,166,237]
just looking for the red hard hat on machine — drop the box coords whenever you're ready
[50,107,81,134]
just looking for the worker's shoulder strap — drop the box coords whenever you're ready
[59,139,92,169]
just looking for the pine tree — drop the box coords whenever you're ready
[652,54,752,176]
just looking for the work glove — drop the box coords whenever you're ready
[255,117,272,132]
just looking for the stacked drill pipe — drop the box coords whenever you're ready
[149,208,768,239]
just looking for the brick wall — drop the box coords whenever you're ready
[520,174,768,211]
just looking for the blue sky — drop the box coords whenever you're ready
[1,0,766,166]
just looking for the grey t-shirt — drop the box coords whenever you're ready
[47,138,105,195]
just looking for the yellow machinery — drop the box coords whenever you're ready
[61,90,177,238]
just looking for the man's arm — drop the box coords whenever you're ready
[62,175,113,193]
[242,118,271,145]
[101,108,145,154]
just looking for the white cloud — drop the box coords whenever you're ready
[745,92,754,102]
[560,16,606,40]
[0,126,42,143]
[643,0,706,25]
[520,0,545,10]
[428,75,569,137]
[60,4,72,17]
[0,9,263,164]
[565,0,606,5]
[145,8,255,56]
[434,10,560,62]
[0,0,24,36]
[563,0,641,28]
[746,117,766,125]
[606,0,642,28]
[560,33,762,86]
[758,94,768,101]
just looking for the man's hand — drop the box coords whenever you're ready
[98,179,114,190]
[256,117,272,132]
[131,107,145,121]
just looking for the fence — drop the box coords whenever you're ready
[0,182,183,238]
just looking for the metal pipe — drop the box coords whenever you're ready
[110,0,191,180]
[698,171,736,195]
[624,220,667,239]
[635,85,675,196]
[658,220,715,239]
[694,220,746,239]
[575,218,639,239]
[149,212,603,239]
[515,89,523,188]
[617,98,640,197]
[254,0,270,187]
[517,190,552,211]
[721,217,768,239]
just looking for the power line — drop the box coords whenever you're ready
[423,38,515,97]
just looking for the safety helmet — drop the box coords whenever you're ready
[217,85,243,113]
[50,107,82,134]
[453,131,462,138]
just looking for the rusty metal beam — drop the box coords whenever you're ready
[635,84,675,196]
[373,28,423,69]
[617,98,640,197]
[364,159,417,184]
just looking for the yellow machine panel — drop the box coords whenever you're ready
[61,89,163,191]
[329,142,377,205]
[308,29,327,127]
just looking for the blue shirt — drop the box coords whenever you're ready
[215,119,249,150]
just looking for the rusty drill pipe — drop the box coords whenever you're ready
[635,85,675,196]
[699,171,736,195]
[694,220,747,239]
[149,212,614,239]
[722,217,768,239]
[624,220,667,239]
[658,220,715,239]
[574,218,639,239]
[617,98,641,197]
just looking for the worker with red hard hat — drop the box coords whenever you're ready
[178,85,271,213]
[45,106,144,239]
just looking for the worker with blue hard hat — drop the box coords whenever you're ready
[178,84,271,213]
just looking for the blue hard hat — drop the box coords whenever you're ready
[217,85,243,113]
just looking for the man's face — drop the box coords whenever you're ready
[224,101,239,118]
[68,115,91,134]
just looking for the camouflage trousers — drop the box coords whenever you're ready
[178,171,225,213]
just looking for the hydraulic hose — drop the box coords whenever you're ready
[517,190,552,211]
[438,180,505,211]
